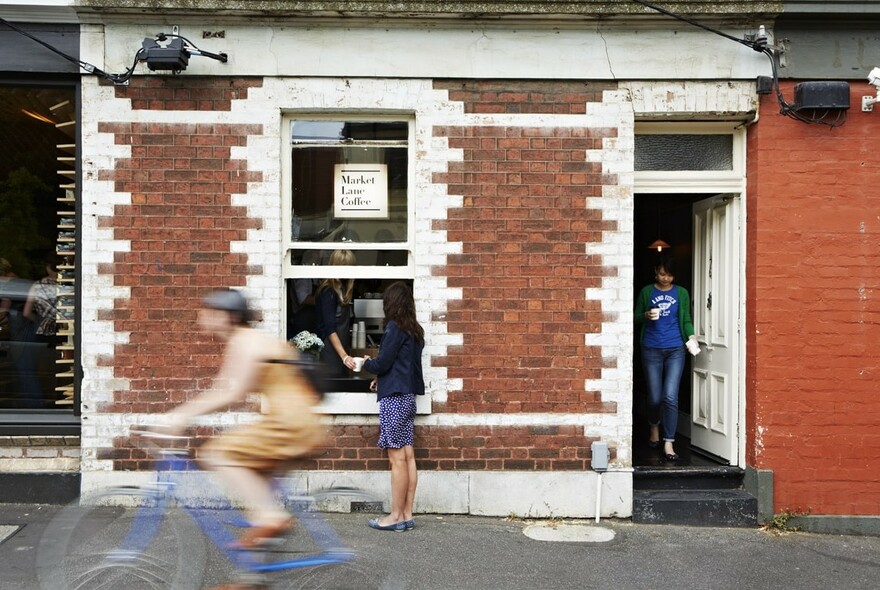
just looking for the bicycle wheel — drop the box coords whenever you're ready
[265,487,402,590]
[36,486,206,590]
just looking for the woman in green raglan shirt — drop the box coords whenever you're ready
[634,256,700,462]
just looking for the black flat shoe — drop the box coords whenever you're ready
[664,452,680,462]
[648,440,661,449]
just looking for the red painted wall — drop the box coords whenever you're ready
[747,81,880,514]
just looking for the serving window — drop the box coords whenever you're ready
[282,116,417,407]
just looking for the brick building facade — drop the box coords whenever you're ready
[1,1,878,532]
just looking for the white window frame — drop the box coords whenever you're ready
[281,113,429,415]
[634,122,746,194]
[281,114,417,283]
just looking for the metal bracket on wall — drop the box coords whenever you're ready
[745,32,788,68]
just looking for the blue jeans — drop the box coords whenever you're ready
[641,345,686,442]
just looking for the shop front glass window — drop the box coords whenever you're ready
[0,84,77,412]
[286,118,413,393]
[290,120,408,251]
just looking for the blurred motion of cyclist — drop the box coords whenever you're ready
[164,288,326,553]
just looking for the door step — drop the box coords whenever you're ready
[633,466,758,527]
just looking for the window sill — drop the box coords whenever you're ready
[0,411,80,435]
[316,391,431,415]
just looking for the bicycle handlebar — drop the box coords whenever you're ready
[130,427,191,441]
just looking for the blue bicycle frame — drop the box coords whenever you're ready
[114,448,354,574]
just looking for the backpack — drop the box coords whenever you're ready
[266,353,329,400]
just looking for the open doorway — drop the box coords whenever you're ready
[632,193,724,467]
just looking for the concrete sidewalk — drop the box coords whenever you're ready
[1,502,879,589]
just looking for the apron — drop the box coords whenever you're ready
[320,299,352,378]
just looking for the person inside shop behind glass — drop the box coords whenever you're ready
[287,250,324,340]
[0,257,33,343]
[634,255,699,462]
[17,254,63,407]
[0,257,14,341]
[23,253,62,344]
[1,257,37,406]
[288,277,316,339]
[315,249,357,376]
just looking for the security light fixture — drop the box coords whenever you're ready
[140,33,227,75]
[0,17,227,84]
[862,67,880,112]
[141,37,189,72]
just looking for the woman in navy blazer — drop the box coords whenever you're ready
[362,281,425,532]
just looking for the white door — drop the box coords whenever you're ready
[690,194,741,463]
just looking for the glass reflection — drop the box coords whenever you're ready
[0,84,75,411]
[290,121,408,244]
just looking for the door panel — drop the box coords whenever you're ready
[690,195,740,463]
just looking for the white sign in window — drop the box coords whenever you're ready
[333,164,388,219]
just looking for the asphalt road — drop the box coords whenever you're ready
[2,503,879,589]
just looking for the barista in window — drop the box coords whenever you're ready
[315,249,357,376]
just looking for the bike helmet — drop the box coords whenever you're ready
[203,288,252,324]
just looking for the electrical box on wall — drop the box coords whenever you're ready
[756,76,774,95]
[591,441,609,471]
[793,81,850,110]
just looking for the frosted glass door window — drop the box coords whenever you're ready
[635,135,733,171]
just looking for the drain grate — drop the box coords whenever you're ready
[351,501,384,513]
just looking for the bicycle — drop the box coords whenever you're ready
[36,428,396,589]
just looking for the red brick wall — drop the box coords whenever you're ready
[747,81,880,514]
[95,78,264,466]
[111,76,264,111]
[436,79,610,114]
[432,80,618,419]
[418,80,618,471]
[97,77,618,472]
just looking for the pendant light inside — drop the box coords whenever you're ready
[648,239,670,252]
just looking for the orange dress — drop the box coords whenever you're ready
[204,356,325,473]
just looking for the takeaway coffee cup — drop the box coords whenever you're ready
[352,357,365,372]
[649,308,660,320]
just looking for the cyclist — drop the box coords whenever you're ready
[164,288,325,552]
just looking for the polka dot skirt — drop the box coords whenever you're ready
[378,394,417,449]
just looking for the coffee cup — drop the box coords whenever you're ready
[649,308,660,320]
[352,357,365,372]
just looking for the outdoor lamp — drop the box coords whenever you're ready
[139,33,228,75]
[141,37,190,72]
